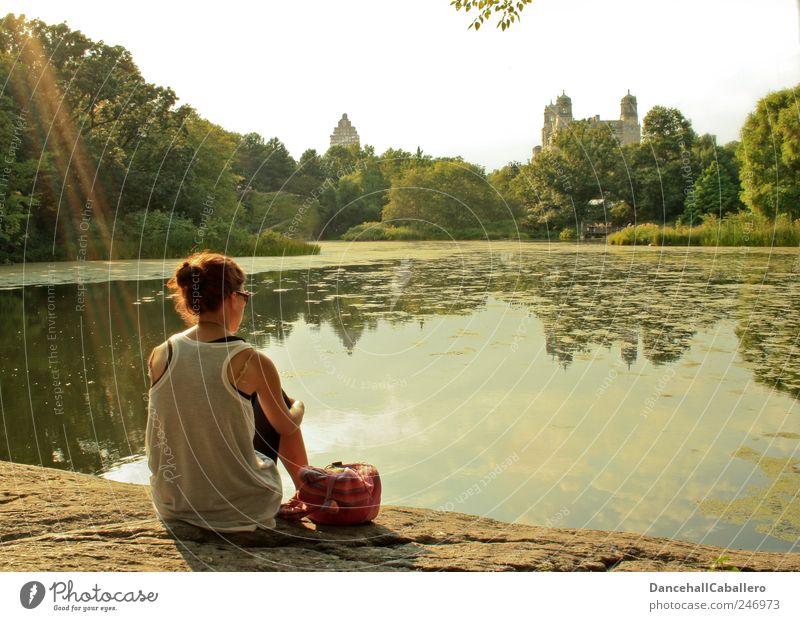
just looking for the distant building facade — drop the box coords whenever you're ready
[330,113,360,147]
[532,91,640,158]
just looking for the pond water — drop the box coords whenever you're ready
[1,241,798,553]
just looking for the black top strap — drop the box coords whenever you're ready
[148,338,174,389]
[208,336,246,343]
[208,336,253,398]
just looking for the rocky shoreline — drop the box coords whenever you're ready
[1,460,797,572]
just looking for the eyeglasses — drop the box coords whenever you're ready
[234,290,255,303]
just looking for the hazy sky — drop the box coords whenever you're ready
[4,0,799,170]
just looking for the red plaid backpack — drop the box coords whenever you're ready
[279,462,381,525]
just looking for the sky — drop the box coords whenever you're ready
[3,0,799,171]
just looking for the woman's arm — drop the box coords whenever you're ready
[246,351,305,436]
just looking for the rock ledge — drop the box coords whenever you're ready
[1,461,797,571]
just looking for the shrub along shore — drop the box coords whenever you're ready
[607,213,800,247]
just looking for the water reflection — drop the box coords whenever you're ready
[699,442,800,545]
[1,243,798,551]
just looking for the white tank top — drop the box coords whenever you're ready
[145,328,282,532]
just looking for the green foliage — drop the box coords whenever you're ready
[10,13,797,261]
[709,555,741,572]
[738,83,800,219]
[242,190,320,239]
[0,13,320,262]
[692,134,741,183]
[235,134,297,193]
[0,58,33,260]
[378,147,416,185]
[110,209,319,259]
[609,201,634,225]
[451,0,534,31]
[255,230,320,256]
[630,106,697,221]
[113,210,197,258]
[321,144,361,181]
[487,162,526,219]
[340,221,422,241]
[608,212,800,247]
[382,160,504,230]
[682,161,742,225]
[559,227,576,241]
[313,145,391,240]
[297,148,325,179]
[607,222,692,246]
[287,148,326,195]
[513,121,624,231]
[0,187,27,260]
[176,113,241,222]
[341,219,526,241]
[642,106,695,150]
[449,218,526,239]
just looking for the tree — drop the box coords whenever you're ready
[0,52,41,260]
[692,134,739,181]
[118,103,196,216]
[0,13,320,260]
[738,83,800,219]
[0,14,198,259]
[511,150,568,232]
[609,201,634,226]
[315,147,390,239]
[451,0,534,31]
[487,162,525,219]
[383,160,504,230]
[321,144,361,181]
[175,112,240,224]
[284,148,325,195]
[682,161,742,225]
[512,120,624,235]
[378,147,424,187]
[642,106,695,150]
[234,134,297,193]
[632,106,697,221]
[297,148,325,180]
[356,156,390,215]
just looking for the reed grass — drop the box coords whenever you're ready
[607,212,800,247]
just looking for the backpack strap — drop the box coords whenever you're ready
[319,473,341,513]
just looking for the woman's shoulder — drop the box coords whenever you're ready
[227,344,261,392]
[169,327,194,341]
[147,340,172,386]
[148,332,185,373]
[229,342,260,366]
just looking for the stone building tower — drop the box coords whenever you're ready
[555,91,573,127]
[620,90,640,145]
[539,92,574,152]
[330,113,360,148]
[533,90,641,158]
[541,100,556,148]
